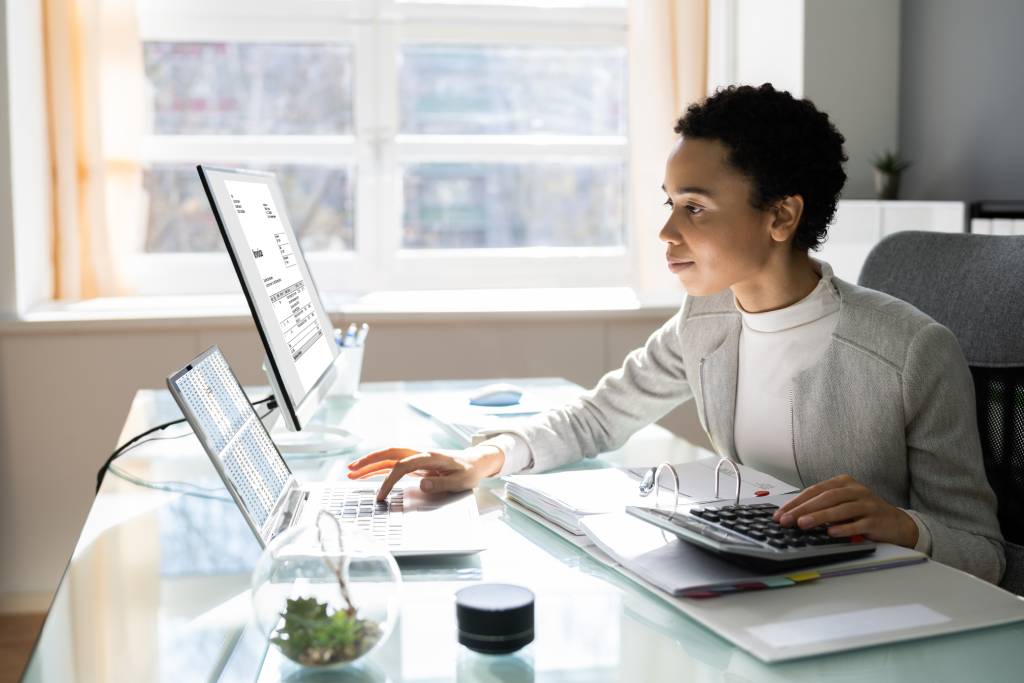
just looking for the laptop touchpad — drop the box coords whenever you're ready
[401,486,475,513]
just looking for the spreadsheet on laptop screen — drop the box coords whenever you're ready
[171,348,290,528]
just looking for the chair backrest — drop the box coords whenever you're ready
[859,231,1024,592]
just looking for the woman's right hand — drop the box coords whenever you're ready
[347,445,506,502]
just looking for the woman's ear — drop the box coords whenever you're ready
[769,195,805,243]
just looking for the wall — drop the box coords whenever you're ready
[0,1,15,316]
[899,0,1024,201]
[804,0,901,200]
[0,0,52,317]
[733,0,804,96]
[0,311,709,605]
[7,0,53,312]
[712,0,902,200]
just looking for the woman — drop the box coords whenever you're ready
[349,84,1005,584]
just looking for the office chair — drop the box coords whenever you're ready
[859,231,1024,594]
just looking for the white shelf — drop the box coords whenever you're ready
[818,200,966,284]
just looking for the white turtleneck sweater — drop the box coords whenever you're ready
[732,271,841,486]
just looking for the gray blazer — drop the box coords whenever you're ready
[499,267,1006,583]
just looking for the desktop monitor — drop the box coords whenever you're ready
[197,165,341,439]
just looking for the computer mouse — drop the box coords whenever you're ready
[468,382,524,407]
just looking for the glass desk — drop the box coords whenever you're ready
[22,380,1024,682]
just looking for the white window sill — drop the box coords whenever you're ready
[0,287,682,332]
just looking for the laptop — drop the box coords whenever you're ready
[167,345,486,556]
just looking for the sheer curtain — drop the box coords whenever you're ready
[629,0,709,293]
[44,0,142,299]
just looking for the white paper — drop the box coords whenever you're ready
[746,604,951,649]
[625,457,798,503]
[406,386,582,447]
[506,468,653,515]
[504,457,799,526]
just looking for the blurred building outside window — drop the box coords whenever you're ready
[132,0,629,295]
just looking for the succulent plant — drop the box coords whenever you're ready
[269,511,381,667]
[271,596,381,666]
[871,149,911,174]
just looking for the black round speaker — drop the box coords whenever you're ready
[455,583,535,654]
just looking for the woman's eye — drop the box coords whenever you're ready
[663,199,673,208]
[686,205,704,216]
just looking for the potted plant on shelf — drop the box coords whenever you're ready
[871,149,911,200]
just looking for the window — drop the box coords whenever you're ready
[132,0,629,295]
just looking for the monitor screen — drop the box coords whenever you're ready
[198,166,338,428]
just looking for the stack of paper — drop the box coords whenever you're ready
[504,457,798,536]
[505,468,647,535]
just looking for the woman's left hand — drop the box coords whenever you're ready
[773,474,919,548]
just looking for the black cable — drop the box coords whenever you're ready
[106,404,279,500]
[95,395,277,494]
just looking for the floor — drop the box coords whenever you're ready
[0,614,43,683]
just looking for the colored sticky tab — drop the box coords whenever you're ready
[786,570,821,583]
[762,577,795,588]
[684,591,722,599]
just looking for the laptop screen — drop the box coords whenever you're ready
[168,346,292,533]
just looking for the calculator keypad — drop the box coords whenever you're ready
[690,503,854,550]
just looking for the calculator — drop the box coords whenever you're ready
[626,501,877,572]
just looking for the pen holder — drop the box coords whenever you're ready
[332,343,364,398]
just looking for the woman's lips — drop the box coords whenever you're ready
[667,258,695,273]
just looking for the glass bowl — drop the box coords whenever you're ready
[252,514,401,670]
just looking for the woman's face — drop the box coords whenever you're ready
[659,137,779,296]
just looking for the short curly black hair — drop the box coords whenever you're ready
[674,83,847,251]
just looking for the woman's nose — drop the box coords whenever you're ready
[659,217,682,245]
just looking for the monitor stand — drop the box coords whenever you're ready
[260,356,362,456]
[272,424,360,456]
[262,409,361,456]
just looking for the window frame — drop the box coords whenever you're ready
[131,0,631,296]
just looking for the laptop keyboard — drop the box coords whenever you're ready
[324,488,405,548]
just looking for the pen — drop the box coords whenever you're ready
[343,323,357,347]
[355,323,369,347]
